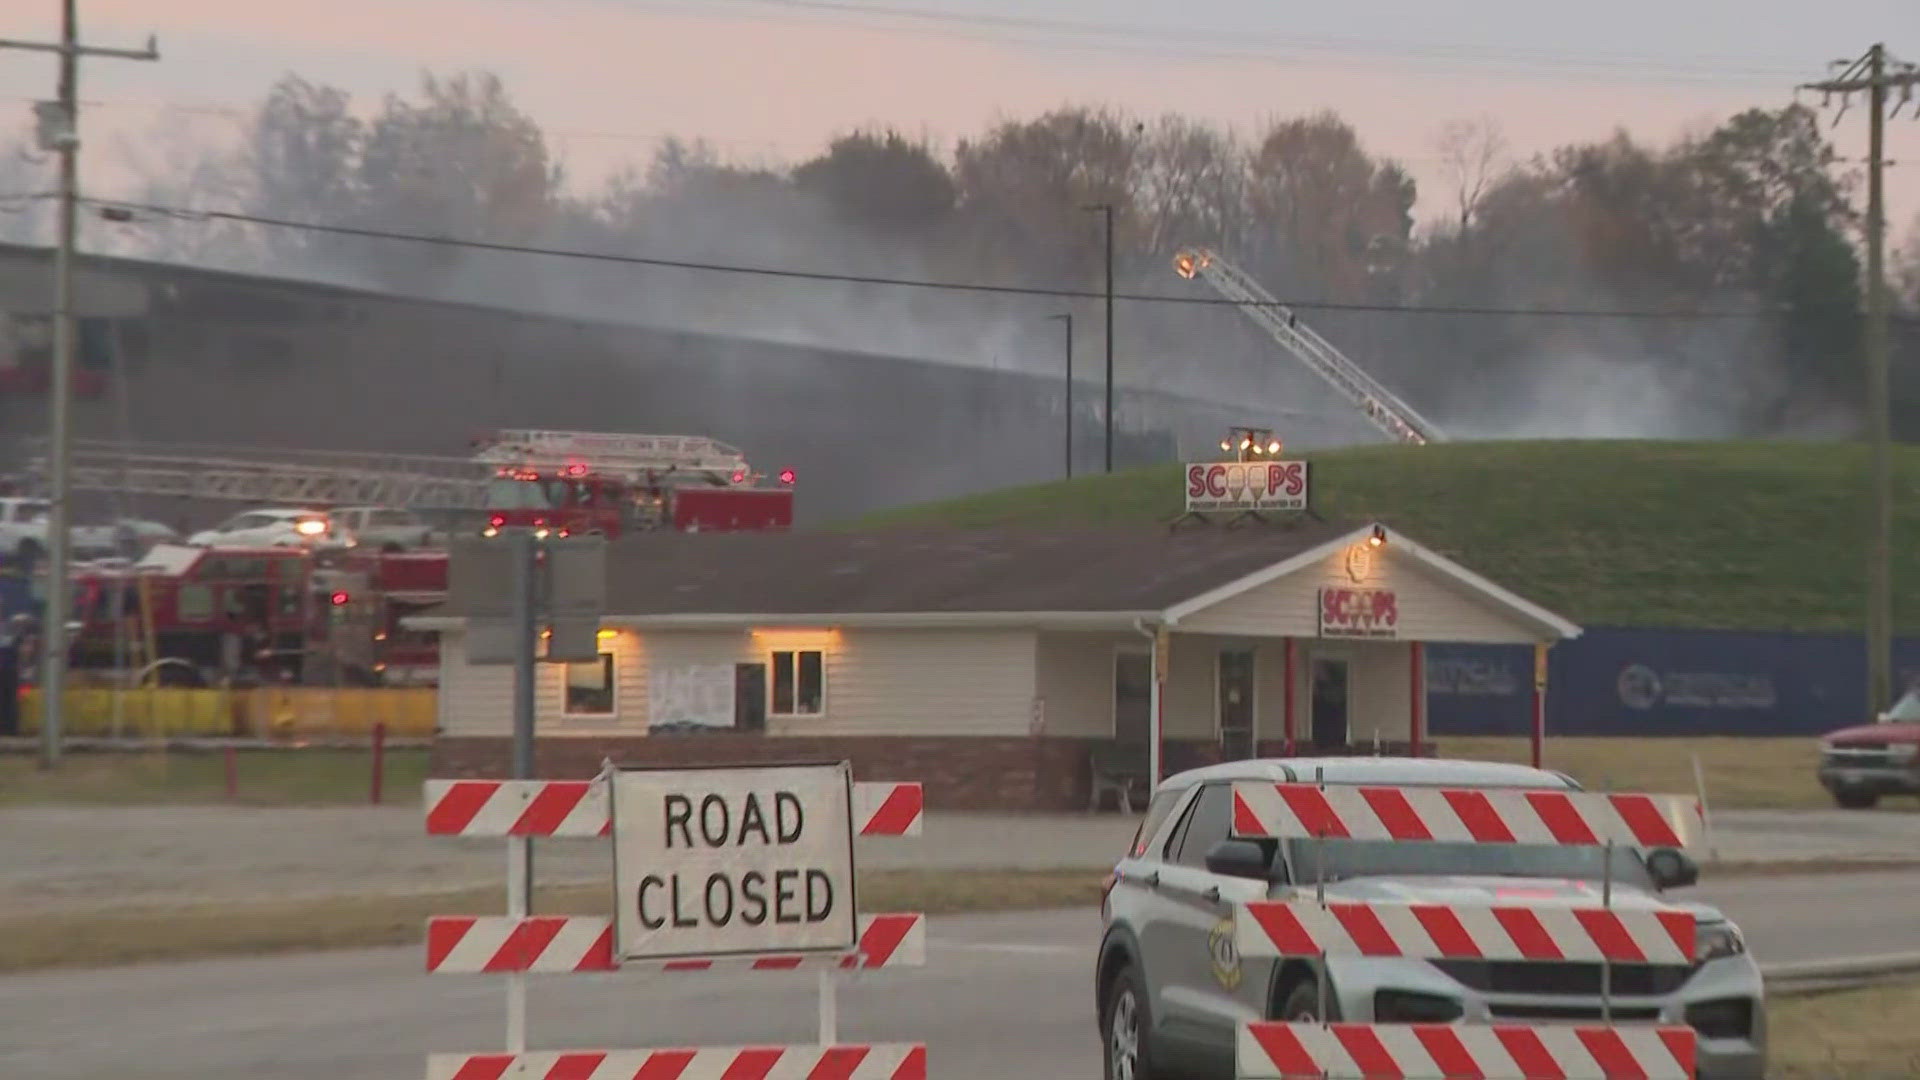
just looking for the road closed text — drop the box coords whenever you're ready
[635,792,836,931]
[612,764,858,961]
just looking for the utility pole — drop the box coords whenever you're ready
[1,5,158,768]
[1047,313,1072,478]
[1083,204,1115,472]
[1801,45,1920,716]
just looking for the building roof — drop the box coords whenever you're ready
[441,521,1357,619]
[423,520,1582,639]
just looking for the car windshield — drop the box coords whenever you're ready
[1284,838,1656,889]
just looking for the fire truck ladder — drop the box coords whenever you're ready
[1173,248,1445,446]
[37,439,498,509]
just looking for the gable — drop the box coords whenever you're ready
[1169,540,1561,644]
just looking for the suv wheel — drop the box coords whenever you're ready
[1834,789,1879,810]
[1102,963,1153,1080]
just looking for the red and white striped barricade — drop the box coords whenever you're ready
[1228,779,1704,1080]
[1237,1021,1696,1080]
[422,766,926,1079]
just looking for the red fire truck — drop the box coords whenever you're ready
[470,430,795,537]
[66,544,448,686]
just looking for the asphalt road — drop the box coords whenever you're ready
[4,871,1916,1080]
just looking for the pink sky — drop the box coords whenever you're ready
[3,0,1916,238]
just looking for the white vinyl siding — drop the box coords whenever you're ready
[1174,546,1540,644]
[435,629,648,735]
[1034,632,1142,737]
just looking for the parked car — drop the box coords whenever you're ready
[1095,756,1763,1080]
[71,518,182,558]
[0,498,173,565]
[186,508,353,549]
[326,506,438,551]
[1818,689,1920,809]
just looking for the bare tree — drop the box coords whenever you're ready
[1433,116,1510,232]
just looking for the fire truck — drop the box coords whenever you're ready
[469,429,795,537]
[36,428,797,537]
[65,544,448,687]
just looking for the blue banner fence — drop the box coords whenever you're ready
[1427,627,1920,738]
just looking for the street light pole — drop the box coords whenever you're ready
[1082,204,1115,473]
[2,6,158,769]
[1048,314,1072,478]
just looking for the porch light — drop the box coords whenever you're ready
[1369,524,1387,548]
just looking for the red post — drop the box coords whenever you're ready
[370,722,387,805]
[1409,641,1425,759]
[223,745,238,800]
[1282,637,1297,756]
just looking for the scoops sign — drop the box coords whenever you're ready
[1185,461,1309,512]
[1319,587,1398,638]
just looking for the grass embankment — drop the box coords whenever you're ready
[857,440,1920,633]
[1437,736,1840,811]
[0,870,1103,974]
[0,748,430,806]
[1771,981,1920,1078]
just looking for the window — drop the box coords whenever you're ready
[1114,651,1151,741]
[1172,783,1234,869]
[563,653,616,716]
[176,584,213,622]
[770,649,824,716]
[372,509,416,527]
[1129,789,1184,859]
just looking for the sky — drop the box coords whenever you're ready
[1,0,1918,240]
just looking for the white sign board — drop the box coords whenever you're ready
[648,664,736,729]
[611,763,858,962]
[1184,460,1310,512]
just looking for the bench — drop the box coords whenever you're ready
[1089,742,1150,813]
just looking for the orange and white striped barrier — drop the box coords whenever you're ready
[427,1043,928,1080]
[1235,900,1695,965]
[1237,1022,1696,1080]
[1228,782,1699,849]
[424,779,924,838]
[427,912,926,974]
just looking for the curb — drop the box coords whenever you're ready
[1762,951,1920,996]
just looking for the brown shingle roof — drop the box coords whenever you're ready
[443,521,1361,617]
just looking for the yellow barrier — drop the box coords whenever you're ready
[16,688,438,739]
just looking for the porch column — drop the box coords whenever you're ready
[1282,637,1297,754]
[1151,626,1167,785]
[1409,641,1425,758]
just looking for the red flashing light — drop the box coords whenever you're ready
[731,470,746,484]
[330,591,350,606]
[778,468,796,485]
[565,462,588,477]
[488,514,506,528]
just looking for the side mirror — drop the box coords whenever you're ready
[1204,838,1271,881]
[1645,848,1698,891]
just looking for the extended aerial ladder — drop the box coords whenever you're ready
[1173,248,1445,446]
[25,429,763,508]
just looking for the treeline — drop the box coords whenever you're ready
[6,70,1920,437]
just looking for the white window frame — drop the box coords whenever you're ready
[768,648,826,718]
[560,650,618,720]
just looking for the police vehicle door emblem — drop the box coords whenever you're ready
[1208,917,1242,989]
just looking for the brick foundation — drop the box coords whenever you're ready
[432,733,1116,811]
[429,734,1434,811]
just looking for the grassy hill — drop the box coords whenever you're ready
[856,440,1920,634]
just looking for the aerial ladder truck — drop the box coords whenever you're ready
[1173,248,1445,446]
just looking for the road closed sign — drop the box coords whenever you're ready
[611,763,858,963]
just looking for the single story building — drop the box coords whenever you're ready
[418,520,1581,809]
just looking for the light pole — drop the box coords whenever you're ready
[1047,314,1072,478]
[1082,204,1114,472]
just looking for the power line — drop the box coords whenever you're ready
[665,0,1813,86]
[85,195,1873,324]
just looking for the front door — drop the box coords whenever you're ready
[1217,649,1255,759]
[1310,658,1349,750]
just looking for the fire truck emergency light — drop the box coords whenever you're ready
[330,590,350,606]
[779,468,796,485]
